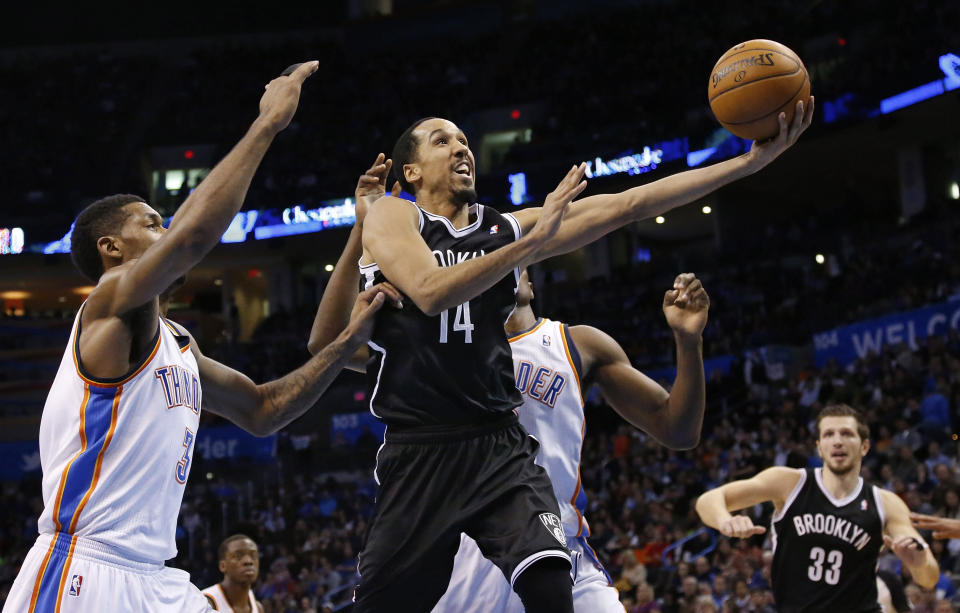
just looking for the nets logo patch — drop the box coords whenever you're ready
[539,512,566,545]
[69,574,83,597]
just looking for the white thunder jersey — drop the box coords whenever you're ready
[434,317,623,613]
[36,308,202,563]
[510,317,589,538]
[202,584,258,612]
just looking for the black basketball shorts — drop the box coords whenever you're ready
[352,412,571,612]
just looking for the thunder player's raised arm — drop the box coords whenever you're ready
[361,120,587,316]
[572,272,709,449]
[509,99,814,260]
[78,61,320,381]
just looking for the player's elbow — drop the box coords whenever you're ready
[665,432,701,451]
[306,337,322,356]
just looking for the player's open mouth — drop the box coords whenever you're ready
[454,162,471,177]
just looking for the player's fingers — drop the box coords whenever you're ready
[289,60,320,83]
[803,96,815,127]
[664,289,680,306]
[372,282,404,307]
[791,99,805,132]
[382,158,393,179]
[680,279,702,301]
[750,526,767,535]
[674,272,695,288]
[775,112,788,141]
[391,181,403,197]
[363,291,387,315]
[690,288,710,308]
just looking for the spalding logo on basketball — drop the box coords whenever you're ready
[708,39,810,141]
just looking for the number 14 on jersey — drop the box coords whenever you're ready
[439,302,474,343]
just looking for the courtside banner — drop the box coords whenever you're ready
[813,299,960,367]
[194,426,276,461]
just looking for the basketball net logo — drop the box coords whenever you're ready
[69,574,83,597]
[539,513,566,545]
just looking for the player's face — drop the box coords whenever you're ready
[515,269,534,306]
[816,416,868,476]
[221,538,259,584]
[409,118,476,204]
[116,201,166,261]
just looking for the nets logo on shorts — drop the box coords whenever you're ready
[539,512,566,545]
[69,574,83,597]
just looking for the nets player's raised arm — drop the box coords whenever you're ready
[173,285,388,436]
[512,99,814,261]
[362,164,586,316]
[572,273,709,450]
[307,154,403,369]
[86,62,320,319]
[695,467,804,538]
[878,490,939,588]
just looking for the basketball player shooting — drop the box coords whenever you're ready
[431,269,710,613]
[695,405,938,613]
[310,101,810,611]
[3,62,399,613]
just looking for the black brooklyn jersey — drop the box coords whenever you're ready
[771,468,884,613]
[360,203,523,428]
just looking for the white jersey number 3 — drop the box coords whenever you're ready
[807,547,842,585]
[439,302,474,344]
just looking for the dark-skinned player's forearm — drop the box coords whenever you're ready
[660,334,706,449]
[308,223,363,354]
[164,121,278,258]
[255,332,364,435]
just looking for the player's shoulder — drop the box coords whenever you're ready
[368,195,419,221]
[80,263,132,319]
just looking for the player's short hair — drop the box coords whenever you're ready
[391,117,437,195]
[815,404,870,441]
[217,533,255,561]
[70,194,145,281]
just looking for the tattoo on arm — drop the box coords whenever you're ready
[258,339,354,433]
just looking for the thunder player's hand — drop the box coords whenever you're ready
[745,96,815,170]
[341,283,404,346]
[911,512,960,540]
[663,273,710,341]
[884,534,929,567]
[258,61,319,134]
[356,153,403,226]
[527,163,588,248]
[719,515,766,539]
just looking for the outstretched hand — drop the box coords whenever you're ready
[258,61,319,134]
[911,512,960,540]
[355,153,402,225]
[528,163,588,248]
[342,283,403,346]
[663,272,710,341]
[746,96,815,170]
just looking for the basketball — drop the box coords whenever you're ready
[708,39,810,141]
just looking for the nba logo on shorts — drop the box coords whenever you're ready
[69,574,83,597]
[539,513,566,545]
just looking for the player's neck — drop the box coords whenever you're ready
[505,305,537,335]
[821,464,862,498]
[416,191,472,228]
[221,577,251,603]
